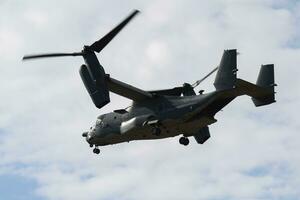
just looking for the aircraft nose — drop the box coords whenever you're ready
[82,132,88,137]
[85,130,95,144]
[86,134,91,143]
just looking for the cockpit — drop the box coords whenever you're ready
[95,118,106,128]
[96,119,102,127]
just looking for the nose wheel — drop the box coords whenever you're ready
[179,137,189,146]
[93,147,100,154]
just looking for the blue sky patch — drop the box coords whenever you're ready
[244,165,269,177]
[0,174,43,200]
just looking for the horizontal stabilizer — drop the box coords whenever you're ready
[219,64,276,107]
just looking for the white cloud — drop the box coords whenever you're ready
[24,9,49,28]
[0,0,300,200]
[0,29,23,60]
[145,40,170,65]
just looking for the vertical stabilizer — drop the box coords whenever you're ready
[214,49,237,90]
[252,64,276,106]
[256,64,275,88]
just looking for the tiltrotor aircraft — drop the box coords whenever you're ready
[23,10,276,154]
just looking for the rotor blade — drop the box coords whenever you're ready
[191,66,219,88]
[22,52,83,60]
[89,9,140,53]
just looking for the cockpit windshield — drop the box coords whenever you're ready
[96,119,103,127]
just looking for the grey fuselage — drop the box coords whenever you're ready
[86,90,232,146]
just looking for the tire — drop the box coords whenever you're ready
[183,137,189,146]
[93,148,100,154]
[179,137,189,146]
[179,137,185,145]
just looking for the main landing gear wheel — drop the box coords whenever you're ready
[93,148,100,154]
[179,137,189,146]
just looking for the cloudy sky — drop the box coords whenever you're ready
[1,0,300,199]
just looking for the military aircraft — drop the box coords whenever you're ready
[23,10,276,154]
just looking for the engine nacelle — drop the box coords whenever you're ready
[79,64,110,109]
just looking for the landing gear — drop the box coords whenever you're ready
[151,127,161,136]
[93,147,100,154]
[179,137,189,146]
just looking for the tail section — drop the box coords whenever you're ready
[251,64,276,106]
[214,49,237,90]
[234,64,276,107]
[213,49,276,107]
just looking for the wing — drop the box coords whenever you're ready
[106,76,153,101]
[148,87,183,96]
